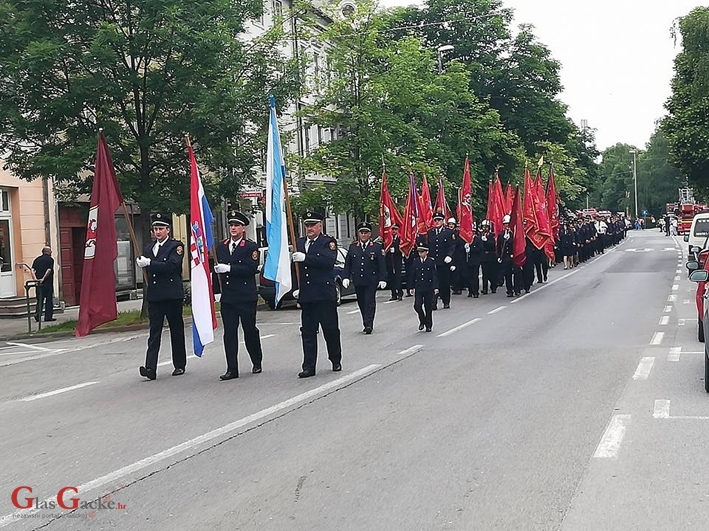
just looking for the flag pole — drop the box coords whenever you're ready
[281,174,300,288]
[186,135,222,293]
[98,128,147,286]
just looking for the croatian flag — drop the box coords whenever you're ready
[264,95,292,302]
[188,143,217,356]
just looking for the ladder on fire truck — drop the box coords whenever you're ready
[679,187,695,204]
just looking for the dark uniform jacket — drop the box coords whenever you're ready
[426,227,456,265]
[497,230,514,262]
[410,256,439,292]
[343,240,386,286]
[480,232,497,262]
[144,238,184,302]
[215,238,259,303]
[295,234,338,303]
[387,235,403,264]
[466,234,484,266]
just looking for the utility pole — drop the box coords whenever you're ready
[629,149,638,219]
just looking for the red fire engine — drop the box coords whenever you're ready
[667,188,706,235]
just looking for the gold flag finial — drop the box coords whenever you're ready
[537,156,544,168]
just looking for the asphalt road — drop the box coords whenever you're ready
[0,229,706,530]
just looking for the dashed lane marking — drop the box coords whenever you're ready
[488,306,506,315]
[659,316,669,325]
[650,332,665,345]
[593,414,631,458]
[437,318,482,338]
[19,381,99,402]
[654,399,709,420]
[632,357,655,380]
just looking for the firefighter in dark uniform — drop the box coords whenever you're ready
[465,224,483,297]
[291,209,342,378]
[137,213,187,380]
[480,220,497,294]
[386,224,404,301]
[448,218,467,294]
[497,215,522,297]
[342,222,387,334]
[214,210,263,380]
[426,211,456,309]
[408,240,439,332]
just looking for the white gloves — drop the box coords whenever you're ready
[214,263,230,274]
[504,233,510,240]
[444,256,452,264]
[464,243,470,252]
[450,266,456,271]
[136,256,151,268]
[342,279,350,289]
[482,236,487,242]
[291,252,306,262]
[378,281,387,289]
[497,257,502,263]
[389,247,395,253]
[292,289,300,298]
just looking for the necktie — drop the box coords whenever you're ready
[306,239,312,252]
[153,242,160,256]
[231,241,237,254]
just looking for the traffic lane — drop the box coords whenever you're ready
[36,341,638,531]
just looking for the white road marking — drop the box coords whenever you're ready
[650,332,664,345]
[593,414,631,458]
[676,269,682,274]
[347,309,359,315]
[632,357,655,380]
[674,276,681,282]
[667,295,677,302]
[654,399,670,418]
[683,299,692,304]
[511,269,579,304]
[488,306,506,315]
[659,316,669,325]
[437,318,482,337]
[19,381,99,402]
[672,285,679,291]
[668,347,682,361]
[663,306,672,313]
[399,344,424,356]
[6,342,52,352]
[0,363,383,528]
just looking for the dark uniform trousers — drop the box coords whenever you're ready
[500,260,523,295]
[216,238,263,374]
[300,301,342,373]
[387,254,403,298]
[222,302,262,373]
[144,238,187,371]
[355,285,377,328]
[414,290,434,328]
[296,235,342,373]
[480,233,497,293]
[533,248,548,282]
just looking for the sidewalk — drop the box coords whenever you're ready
[0,299,145,340]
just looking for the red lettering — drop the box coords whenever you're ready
[56,487,79,510]
[11,486,33,509]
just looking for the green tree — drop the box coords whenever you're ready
[663,6,709,196]
[0,0,298,238]
[298,0,521,220]
[637,125,686,217]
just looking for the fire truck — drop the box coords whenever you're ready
[667,188,706,235]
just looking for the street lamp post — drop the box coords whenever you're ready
[629,149,638,219]
[437,44,454,74]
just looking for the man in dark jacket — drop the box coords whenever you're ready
[291,209,342,378]
[479,220,497,294]
[32,247,55,322]
[342,222,387,334]
[426,211,456,309]
[408,242,439,332]
[136,213,187,380]
[386,224,404,301]
[214,210,263,380]
[465,225,484,297]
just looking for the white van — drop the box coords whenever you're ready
[685,212,709,253]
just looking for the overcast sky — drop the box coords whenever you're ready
[379,0,702,151]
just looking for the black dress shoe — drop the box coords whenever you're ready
[432,305,438,311]
[364,327,372,334]
[139,366,156,380]
[45,318,57,322]
[220,371,238,380]
[419,323,425,331]
[332,363,342,372]
[506,293,514,297]
[481,290,488,295]
[298,370,315,378]
[467,292,473,297]
[172,368,185,376]
[252,366,262,374]
[34,315,39,323]
[388,296,398,301]
[491,289,497,293]
[443,304,450,309]
[425,327,432,332]
[397,295,403,301]
[473,294,479,298]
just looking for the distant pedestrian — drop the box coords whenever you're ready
[136,213,187,380]
[31,246,56,322]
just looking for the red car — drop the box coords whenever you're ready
[689,248,709,342]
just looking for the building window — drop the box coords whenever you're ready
[0,220,11,272]
[0,191,8,212]
[313,52,320,90]
[273,0,282,19]
[317,125,323,147]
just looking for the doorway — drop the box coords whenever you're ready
[0,191,15,298]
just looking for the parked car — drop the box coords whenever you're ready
[687,265,709,392]
[683,212,709,254]
[686,246,709,343]
[258,246,357,309]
